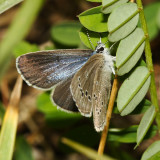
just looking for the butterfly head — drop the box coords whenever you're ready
[95,42,110,54]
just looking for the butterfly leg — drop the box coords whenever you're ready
[110,56,116,74]
[111,56,116,61]
[111,66,115,75]
[108,56,116,75]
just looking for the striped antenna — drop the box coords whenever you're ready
[104,40,109,45]
[86,28,95,49]
[99,33,102,43]
[110,42,117,50]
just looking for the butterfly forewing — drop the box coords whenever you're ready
[51,77,78,112]
[16,49,92,90]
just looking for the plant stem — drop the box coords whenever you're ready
[97,76,119,158]
[136,0,160,133]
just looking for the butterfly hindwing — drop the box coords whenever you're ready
[16,49,92,90]
[51,77,78,112]
[92,62,111,131]
[70,54,100,117]
[70,53,112,131]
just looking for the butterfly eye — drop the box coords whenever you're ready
[99,47,104,51]
[96,47,104,53]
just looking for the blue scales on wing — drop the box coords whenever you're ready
[16,49,93,113]
[16,49,92,90]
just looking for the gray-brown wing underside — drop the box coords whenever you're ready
[70,53,112,131]
[51,77,78,112]
[92,63,111,131]
[16,49,92,90]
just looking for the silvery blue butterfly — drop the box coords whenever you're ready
[16,37,116,132]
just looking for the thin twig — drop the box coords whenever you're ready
[97,76,119,157]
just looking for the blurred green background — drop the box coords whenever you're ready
[0,0,160,160]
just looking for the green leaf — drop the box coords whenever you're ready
[0,0,23,14]
[108,2,139,42]
[138,59,147,67]
[116,28,145,75]
[147,152,160,160]
[131,99,152,114]
[108,128,137,143]
[13,41,39,57]
[14,136,34,160]
[0,102,5,120]
[113,99,152,115]
[61,138,116,160]
[37,93,81,129]
[117,58,147,83]
[117,66,151,116]
[157,8,160,29]
[87,0,102,2]
[51,22,82,46]
[108,125,157,143]
[102,0,129,14]
[79,27,109,49]
[136,106,156,148]
[143,2,160,40]
[144,125,157,140]
[79,6,109,32]
[141,141,160,160]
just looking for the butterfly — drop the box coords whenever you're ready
[16,40,116,132]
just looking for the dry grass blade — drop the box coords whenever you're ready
[62,137,116,160]
[0,76,23,160]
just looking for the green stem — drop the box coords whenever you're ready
[136,0,160,133]
[102,0,119,9]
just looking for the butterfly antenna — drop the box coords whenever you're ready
[99,33,102,43]
[86,28,95,49]
[104,40,109,45]
[110,42,117,50]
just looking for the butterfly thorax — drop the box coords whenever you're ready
[93,42,115,74]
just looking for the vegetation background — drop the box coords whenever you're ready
[0,0,160,160]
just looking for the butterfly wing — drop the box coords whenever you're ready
[16,49,92,90]
[92,62,111,132]
[70,53,112,131]
[70,54,101,117]
[51,77,78,112]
